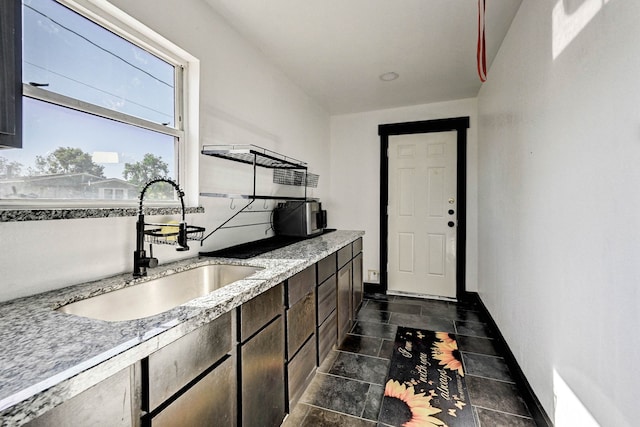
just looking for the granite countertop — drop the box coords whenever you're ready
[0,230,364,426]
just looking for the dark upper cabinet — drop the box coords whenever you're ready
[0,0,22,149]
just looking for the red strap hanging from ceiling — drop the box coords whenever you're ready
[477,0,487,82]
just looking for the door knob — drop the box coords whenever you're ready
[448,221,455,228]
[448,209,455,215]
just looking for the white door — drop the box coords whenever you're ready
[388,132,457,299]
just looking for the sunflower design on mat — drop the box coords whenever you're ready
[435,332,455,344]
[383,380,445,427]
[432,337,464,377]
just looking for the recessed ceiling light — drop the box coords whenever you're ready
[379,72,399,82]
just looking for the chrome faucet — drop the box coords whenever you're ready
[133,178,190,278]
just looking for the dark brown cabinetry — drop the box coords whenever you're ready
[315,237,364,359]
[316,252,337,363]
[317,252,337,284]
[336,238,363,345]
[239,284,286,427]
[151,356,235,427]
[285,266,317,409]
[146,311,235,426]
[147,312,233,412]
[337,261,353,344]
[352,238,364,317]
[25,365,140,427]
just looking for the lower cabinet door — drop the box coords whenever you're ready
[151,355,236,427]
[337,262,353,345]
[241,316,286,427]
[352,252,363,316]
[317,275,336,325]
[317,309,337,364]
[286,290,315,358]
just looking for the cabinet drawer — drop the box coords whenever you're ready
[26,365,139,427]
[151,355,236,427]
[287,265,315,308]
[287,336,316,409]
[353,237,363,254]
[317,310,337,364]
[317,253,336,284]
[317,275,336,325]
[337,244,352,269]
[240,283,283,342]
[287,290,315,358]
[147,312,232,411]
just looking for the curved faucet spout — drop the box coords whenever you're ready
[138,178,186,219]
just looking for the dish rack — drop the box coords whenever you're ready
[143,222,205,246]
[272,169,319,188]
[200,144,318,200]
[199,144,319,243]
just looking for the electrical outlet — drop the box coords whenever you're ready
[368,270,379,282]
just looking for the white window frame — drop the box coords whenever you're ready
[5,0,200,208]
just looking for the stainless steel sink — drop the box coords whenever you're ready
[57,264,263,321]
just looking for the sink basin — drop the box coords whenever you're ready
[57,264,263,321]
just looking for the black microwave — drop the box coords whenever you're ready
[273,201,327,237]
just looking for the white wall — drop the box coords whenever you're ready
[477,0,640,425]
[329,98,478,291]
[0,0,329,302]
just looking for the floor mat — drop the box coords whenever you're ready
[379,327,475,426]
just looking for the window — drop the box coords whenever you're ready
[102,188,127,200]
[0,0,196,205]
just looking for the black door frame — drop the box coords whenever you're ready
[378,117,470,299]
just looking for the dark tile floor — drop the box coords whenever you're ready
[283,293,539,427]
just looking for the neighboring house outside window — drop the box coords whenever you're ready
[0,173,138,200]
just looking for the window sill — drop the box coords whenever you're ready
[0,206,205,222]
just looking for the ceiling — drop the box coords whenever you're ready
[203,0,523,115]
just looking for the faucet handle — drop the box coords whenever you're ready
[147,244,159,268]
[176,222,190,251]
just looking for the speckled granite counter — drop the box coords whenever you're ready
[0,206,204,222]
[0,230,363,426]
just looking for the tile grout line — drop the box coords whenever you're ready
[460,350,505,360]
[456,332,496,340]
[464,372,517,385]
[360,383,383,421]
[472,404,535,421]
[316,370,387,387]
[376,338,384,358]
[333,348,392,362]
[457,333,494,340]
[298,402,378,425]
